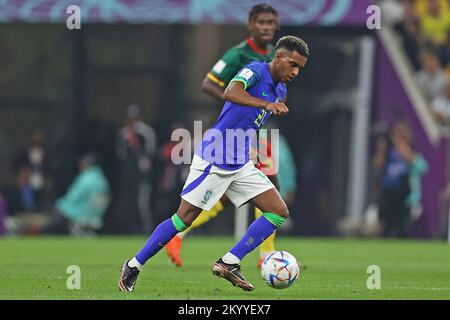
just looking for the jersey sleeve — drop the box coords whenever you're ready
[229,63,263,90]
[207,48,241,87]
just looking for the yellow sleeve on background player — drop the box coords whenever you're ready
[207,48,241,87]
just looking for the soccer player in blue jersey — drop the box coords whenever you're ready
[118,35,309,292]
[165,3,281,268]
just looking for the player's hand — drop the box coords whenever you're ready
[264,102,289,115]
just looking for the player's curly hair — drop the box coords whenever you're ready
[275,36,309,58]
[248,3,278,21]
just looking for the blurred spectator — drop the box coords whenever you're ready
[431,82,450,132]
[373,121,428,238]
[416,49,448,101]
[394,0,450,103]
[29,154,110,235]
[114,104,157,233]
[379,0,408,26]
[364,124,391,236]
[438,30,450,72]
[416,0,450,47]
[155,122,190,220]
[3,166,36,216]
[393,1,423,70]
[14,130,49,212]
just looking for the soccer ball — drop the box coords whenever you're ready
[261,251,300,289]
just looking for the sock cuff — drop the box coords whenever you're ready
[263,212,286,228]
[171,214,188,232]
[129,257,144,271]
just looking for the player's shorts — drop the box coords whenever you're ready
[180,154,275,211]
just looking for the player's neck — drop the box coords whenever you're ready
[268,62,281,83]
[247,38,270,54]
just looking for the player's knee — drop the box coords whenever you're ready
[178,207,206,227]
[175,212,193,228]
[182,219,193,228]
[275,204,289,219]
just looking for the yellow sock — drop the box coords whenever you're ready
[255,207,276,257]
[182,201,225,236]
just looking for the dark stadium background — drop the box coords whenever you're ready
[0,0,448,240]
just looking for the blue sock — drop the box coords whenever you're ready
[135,214,187,265]
[229,215,280,261]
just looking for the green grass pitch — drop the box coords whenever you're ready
[1,236,449,300]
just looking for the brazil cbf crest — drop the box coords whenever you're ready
[201,189,213,205]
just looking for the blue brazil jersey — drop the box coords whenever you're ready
[196,61,287,171]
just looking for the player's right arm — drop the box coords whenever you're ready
[201,48,241,101]
[201,77,225,101]
[223,66,289,115]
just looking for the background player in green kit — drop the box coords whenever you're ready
[202,4,277,100]
[166,3,281,268]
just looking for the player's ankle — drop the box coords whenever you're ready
[128,257,143,271]
[222,252,240,265]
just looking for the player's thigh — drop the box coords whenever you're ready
[267,174,280,191]
[249,188,289,218]
[219,194,231,206]
[226,165,281,213]
[180,157,232,222]
[181,172,230,214]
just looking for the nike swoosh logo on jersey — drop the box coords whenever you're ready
[262,91,269,97]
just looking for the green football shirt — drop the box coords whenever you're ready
[207,38,275,88]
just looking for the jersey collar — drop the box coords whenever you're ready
[246,38,270,55]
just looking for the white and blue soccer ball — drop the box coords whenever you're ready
[261,251,300,289]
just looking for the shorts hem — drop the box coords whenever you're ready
[229,184,275,208]
[180,194,216,211]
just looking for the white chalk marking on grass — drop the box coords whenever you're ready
[387,286,450,291]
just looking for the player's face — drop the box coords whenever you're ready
[276,50,307,83]
[248,13,279,44]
